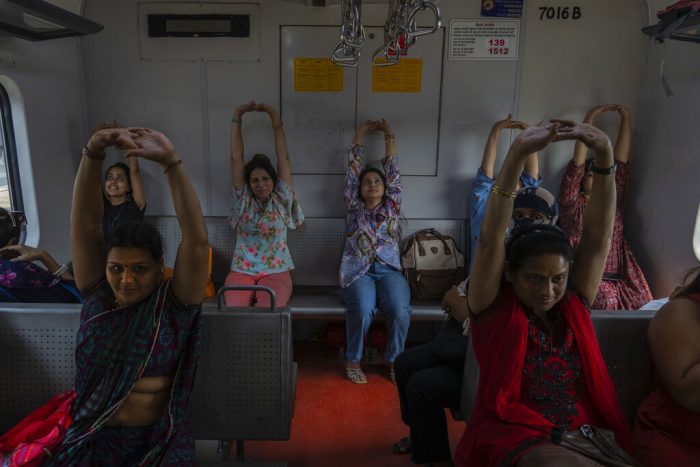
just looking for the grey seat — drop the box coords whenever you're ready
[0,305,296,466]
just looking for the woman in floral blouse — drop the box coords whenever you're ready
[340,119,411,384]
[225,101,304,308]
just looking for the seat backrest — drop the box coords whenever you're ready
[0,305,80,433]
[190,308,295,441]
[0,305,296,442]
[591,310,656,423]
[460,310,656,425]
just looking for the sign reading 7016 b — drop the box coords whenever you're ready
[539,6,581,20]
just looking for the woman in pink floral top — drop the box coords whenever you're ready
[557,104,652,310]
[225,101,304,308]
[340,119,411,384]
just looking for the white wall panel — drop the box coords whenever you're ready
[626,0,700,296]
[516,0,646,194]
[280,26,357,175]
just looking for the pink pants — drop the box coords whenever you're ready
[223,270,292,309]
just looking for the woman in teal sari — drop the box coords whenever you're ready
[48,126,209,465]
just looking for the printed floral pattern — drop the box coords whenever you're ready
[228,179,304,275]
[340,144,402,288]
[521,309,583,431]
[558,160,653,309]
[0,258,60,289]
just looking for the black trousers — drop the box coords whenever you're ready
[394,339,465,464]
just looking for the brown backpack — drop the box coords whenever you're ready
[401,228,466,299]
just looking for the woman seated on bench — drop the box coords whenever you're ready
[557,104,652,310]
[634,267,700,466]
[456,121,636,466]
[225,101,304,308]
[340,119,411,384]
[0,208,79,303]
[47,125,209,464]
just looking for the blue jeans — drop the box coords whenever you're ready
[340,262,412,364]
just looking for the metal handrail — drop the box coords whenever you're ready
[332,0,364,67]
[372,0,441,66]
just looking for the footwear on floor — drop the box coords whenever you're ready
[392,437,411,455]
[345,365,367,384]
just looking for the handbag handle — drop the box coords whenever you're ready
[414,228,453,256]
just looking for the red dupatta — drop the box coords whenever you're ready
[455,285,632,466]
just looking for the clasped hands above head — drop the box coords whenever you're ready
[86,126,180,168]
[511,119,612,156]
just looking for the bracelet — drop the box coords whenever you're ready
[82,145,105,161]
[163,159,182,174]
[384,134,395,143]
[491,184,517,199]
[272,121,284,130]
[231,117,241,124]
[590,162,616,175]
[53,264,68,277]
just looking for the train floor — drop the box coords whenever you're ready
[225,340,464,466]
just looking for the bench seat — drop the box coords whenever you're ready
[285,286,445,320]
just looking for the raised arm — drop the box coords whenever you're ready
[648,297,700,412]
[555,120,616,304]
[571,105,611,166]
[481,114,522,178]
[72,127,137,290]
[375,118,397,160]
[612,104,632,164]
[126,155,146,210]
[257,103,292,185]
[231,101,255,191]
[375,119,401,205]
[468,124,559,314]
[128,129,209,305]
[344,121,374,209]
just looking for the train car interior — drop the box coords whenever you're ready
[0,0,699,465]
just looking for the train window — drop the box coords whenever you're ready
[0,83,22,211]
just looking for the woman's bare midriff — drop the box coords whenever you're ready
[105,376,173,426]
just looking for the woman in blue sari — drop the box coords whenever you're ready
[47,126,209,465]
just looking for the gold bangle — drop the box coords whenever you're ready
[491,184,517,199]
[163,159,182,174]
[384,134,395,143]
[82,145,105,161]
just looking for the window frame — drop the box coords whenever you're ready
[0,82,23,211]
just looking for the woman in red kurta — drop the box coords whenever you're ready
[457,120,635,466]
[633,268,700,466]
[558,104,652,310]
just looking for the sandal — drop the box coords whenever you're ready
[345,366,367,384]
[392,437,411,455]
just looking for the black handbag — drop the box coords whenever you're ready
[559,424,641,467]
